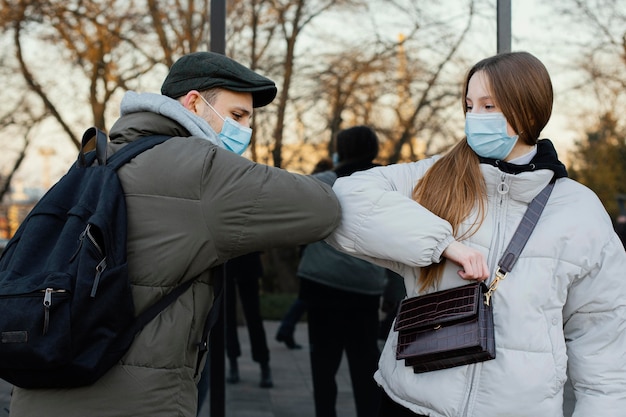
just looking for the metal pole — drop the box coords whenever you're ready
[209,2,226,414]
[211,0,226,54]
[208,267,225,417]
[497,0,511,54]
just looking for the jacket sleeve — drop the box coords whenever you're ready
[201,147,341,260]
[564,231,626,416]
[325,160,455,269]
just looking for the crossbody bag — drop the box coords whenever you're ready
[394,181,555,373]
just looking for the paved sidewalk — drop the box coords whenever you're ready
[197,320,356,417]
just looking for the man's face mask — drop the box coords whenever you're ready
[200,95,252,155]
[464,112,518,160]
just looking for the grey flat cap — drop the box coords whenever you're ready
[161,52,277,108]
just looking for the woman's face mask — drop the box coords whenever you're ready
[200,95,252,155]
[464,112,518,160]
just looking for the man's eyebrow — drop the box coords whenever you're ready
[232,105,252,116]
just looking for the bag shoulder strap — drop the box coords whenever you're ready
[106,135,172,170]
[195,264,225,377]
[485,180,555,305]
[79,127,109,167]
[77,127,171,170]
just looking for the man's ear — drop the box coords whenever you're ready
[181,90,202,115]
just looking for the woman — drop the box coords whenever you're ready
[326,51,626,416]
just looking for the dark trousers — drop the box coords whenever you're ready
[302,279,381,417]
[277,297,307,336]
[225,270,269,364]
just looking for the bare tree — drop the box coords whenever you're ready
[0,99,44,202]
[550,0,626,127]
[146,0,211,67]
[244,0,364,168]
[547,0,626,218]
[569,111,626,218]
[1,0,165,148]
[226,0,280,162]
[295,0,478,165]
[0,0,215,196]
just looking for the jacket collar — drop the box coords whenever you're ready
[478,139,568,179]
[479,140,565,204]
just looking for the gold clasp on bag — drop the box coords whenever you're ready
[484,268,507,306]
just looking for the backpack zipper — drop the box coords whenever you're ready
[84,225,108,297]
[42,288,67,335]
[84,225,103,256]
[90,258,107,297]
[69,224,104,262]
[68,224,107,297]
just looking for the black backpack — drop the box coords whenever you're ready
[0,128,192,389]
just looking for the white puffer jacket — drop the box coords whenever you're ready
[326,145,626,417]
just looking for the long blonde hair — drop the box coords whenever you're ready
[412,52,553,291]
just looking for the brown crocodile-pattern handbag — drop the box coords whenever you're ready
[394,281,495,373]
[394,182,554,373]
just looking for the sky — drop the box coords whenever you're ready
[3,0,606,194]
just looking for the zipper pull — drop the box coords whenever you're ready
[43,288,52,335]
[497,176,509,195]
[90,258,107,297]
[69,227,89,263]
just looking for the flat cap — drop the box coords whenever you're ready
[161,52,277,108]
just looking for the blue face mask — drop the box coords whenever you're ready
[201,96,252,155]
[464,112,518,160]
[218,117,252,155]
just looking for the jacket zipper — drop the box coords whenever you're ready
[488,173,509,280]
[462,173,509,416]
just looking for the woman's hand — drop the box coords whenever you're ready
[442,241,489,281]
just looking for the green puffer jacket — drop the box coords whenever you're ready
[10,112,341,417]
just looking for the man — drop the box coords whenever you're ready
[9,52,340,417]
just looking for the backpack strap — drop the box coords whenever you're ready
[77,128,172,170]
[121,279,194,340]
[106,135,172,170]
[96,133,178,355]
[195,264,225,377]
[79,127,109,167]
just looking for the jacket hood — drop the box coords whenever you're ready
[116,91,224,148]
